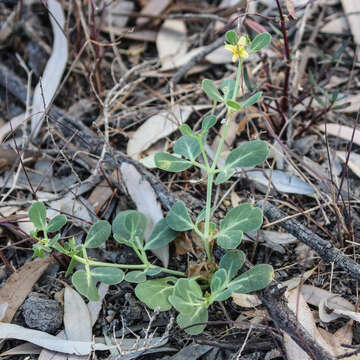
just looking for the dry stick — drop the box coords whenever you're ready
[257,200,360,282]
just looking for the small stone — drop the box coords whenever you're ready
[22,292,63,334]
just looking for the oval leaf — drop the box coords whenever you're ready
[214,169,235,185]
[217,229,243,249]
[47,214,67,233]
[229,264,274,293]
[176,307,208,335]
[210,268,228,293]
[125,271,147,283]
[220,79,236,100]
[84,220,111,248]
[201,115,217,133]
[155,152,192,172]
[219,250,246,281]
[225,30,239,45]
[145,219,178,250]
[220,203,263,233]
[225,99,242,112]
[225,140,268,169]
[241,91,262,108]
[72,270,99,301]
[90,267,124,285]
[250,32,272,52]
[179,124,193,137]
[112,210,146,244]
[135,277,177,311]
[202,79,223,102]
[174,136,201,162]
[166,201,194,231]
[29,202,47,230]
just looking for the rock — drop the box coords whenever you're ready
[22,292,63,333]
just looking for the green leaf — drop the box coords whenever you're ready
[241,91,262,108]
[225,140,268,169]
[144,219,178,250]
[28,202,47,230]
[219,249,246,281]
[135,277,177,311]
[220,203,263,233]
[72,270,99,301]
[112,210,146,244]
[90,267,124,285]
[220,79,236,100]
[250,32,271,52]
[47,214,67,233]
[201,115,217,133]
[65,257,79,277]
[217,229,243,249]
[176,306,208,335]
[166,201,194,231]
[173,136,201,162]
[195,207,215,224]
[229,264,274,293]
[179,124,193,138]
[169,278,204,315]
[225,99,242,112]
[243,66,255,92]
[225,30,239,45]
[125,271,147,283]
[214,169,235,185]
[213,288,233,302]
[202,79,223,102]
[210,268,228,293]
[155,152,192,172]
[146,268,162,276]
[84,220,111,248]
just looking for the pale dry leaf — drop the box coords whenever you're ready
[285,0,297,19]
[321,17,349,34]
[0,258,51,323]
[137,0,170,26]
[281,268,316,291]
[157,20,187,70]
[0,113,25,143]
[334,93,360,113]
[87,283,109,326]
[127,105,192,159]
[0,342,41,356]
[0,323,109,355]
[205,46,233,64]
[232,293,261,307]
[212,120,238,154]
[317,123,360,146]
[284,289,330,359]
[105,1,134,28]
[0,303,8,321]
[341,0,360,60]
[31,0,68,138]
[120,162,169,267]
[159,46,204,71]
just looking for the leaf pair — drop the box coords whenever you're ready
[72,267,124,301]
[217,203,263,249]
[29,202,67,233]
[215,140,269,185]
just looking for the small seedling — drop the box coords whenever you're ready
[29,30,274,334]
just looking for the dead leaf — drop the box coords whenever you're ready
[137,0,170,26]
[174,233,193,256]
[285,0,297,19]
[87,283,109,326]
[232,293,261,307]
[0,323,109,355]
[31,0,68,138]
[127,105,192,159]
[120,162,169,267]
[105,1,134,28]
[341,0,360,60]
[0,258,51,323]
[156,20,187,70]
[321,17,349,34]
[0,342,41,356]
[205,46,233,64]
[335,93,360,113]
[317,123,360,146]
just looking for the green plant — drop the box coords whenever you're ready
[29,30,274,335]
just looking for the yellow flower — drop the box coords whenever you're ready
[224,36,249,62]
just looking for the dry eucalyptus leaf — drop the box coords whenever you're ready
[105,1,134,28]
[0,323,109,355]
[127,105,192,159]
[317,123,360,146]
[120,162,169,267]
[0,258,51,323]
[341,0,360,60]
[31,0,68,138]
[157,20,187,70]
[321,17,349,34]
[137,0,170,26]
[337,151,360,179]
[232,293,261,307]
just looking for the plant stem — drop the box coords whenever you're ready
[203,58,244,264]
[72,255,185,277]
